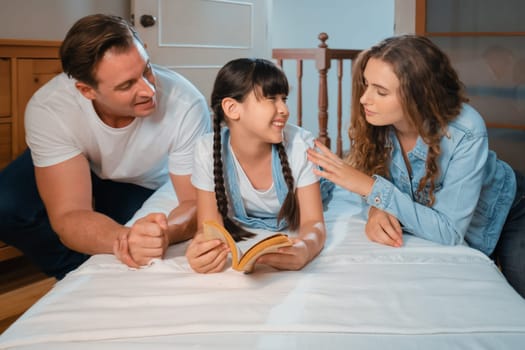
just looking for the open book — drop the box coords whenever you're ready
[202,220,293,273]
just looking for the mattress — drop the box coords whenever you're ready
[1,183,524,349]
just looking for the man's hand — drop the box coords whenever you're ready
[365,207,403,247]
[114,213,169,267]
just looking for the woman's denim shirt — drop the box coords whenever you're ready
[365,104,516,255]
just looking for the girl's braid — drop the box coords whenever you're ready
[212,113,255,241]
[276,142,300,231]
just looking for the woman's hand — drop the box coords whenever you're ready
[185,230,230,273]
[365,206,403,247]
[307,140,374,196]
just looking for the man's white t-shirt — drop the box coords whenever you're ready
[25,65,211,189]
[191,124,319,217]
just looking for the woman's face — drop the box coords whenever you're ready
[360,58,411,132]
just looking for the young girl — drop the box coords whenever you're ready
[307,35,525,298]
[186,58,331,273]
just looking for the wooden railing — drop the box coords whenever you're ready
[272,33,361,157]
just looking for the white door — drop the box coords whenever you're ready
[131,0,270,104]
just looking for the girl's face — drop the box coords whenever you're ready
[360,58,411,132]
[236,88,289,144]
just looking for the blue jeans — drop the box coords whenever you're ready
[492,170,525,298]
[0,149,155,279]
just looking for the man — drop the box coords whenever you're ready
[0,14,210,279]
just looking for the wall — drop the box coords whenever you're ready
[0,0,398,154]
[270,0,396,151]
[0,0,129,40]
[271,0,395,50]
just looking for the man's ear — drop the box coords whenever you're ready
[75,82,97,100]
[221,97,240,120]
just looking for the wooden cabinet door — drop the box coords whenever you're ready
[0,58,10,117]
[0,58,11,169]
[0,123,10,169]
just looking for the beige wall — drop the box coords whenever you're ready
[0,0,130,40]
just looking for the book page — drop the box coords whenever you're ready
[237,233,292,273]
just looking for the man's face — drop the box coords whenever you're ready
[77,40,157,127]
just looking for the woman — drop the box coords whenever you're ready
[307,35,525,298]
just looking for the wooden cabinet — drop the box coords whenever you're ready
[0,39,62,170]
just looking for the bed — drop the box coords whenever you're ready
[1,34,525,350]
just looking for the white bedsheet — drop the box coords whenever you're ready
[1,183,525,349]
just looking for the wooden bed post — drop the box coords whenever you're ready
[296,60,303,126]
[272,34,361,157]
[336,59,343,157]
[315,33,331,149]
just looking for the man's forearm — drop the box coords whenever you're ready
[52,210,128,255]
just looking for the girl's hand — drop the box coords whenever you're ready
[307,140,374,196]
[257,191,326,271]
[256,238,311,271]
[365,206,403,247]
[185,231,230,273]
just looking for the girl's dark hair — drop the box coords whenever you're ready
[60,14,143,88]
[210,58,300,241]
[348,35,468,206]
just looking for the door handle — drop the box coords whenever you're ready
[140,14,156,28]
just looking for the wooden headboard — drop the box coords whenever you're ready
[272,33,361,157]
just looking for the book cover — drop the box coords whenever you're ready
[202,220,293,273]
